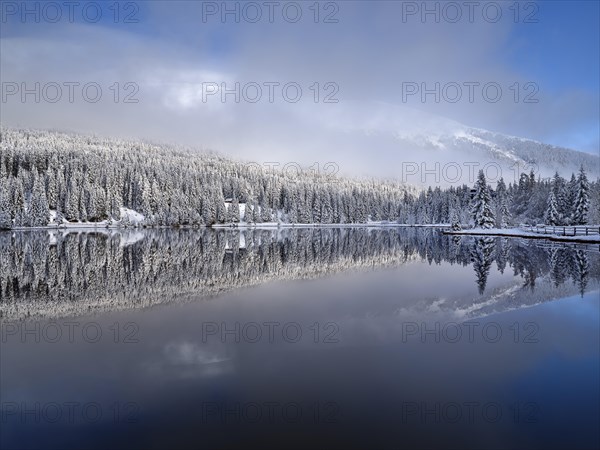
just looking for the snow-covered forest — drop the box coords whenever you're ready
[0,128,414,228]
[1,228,597,321]
[0,127,598,229]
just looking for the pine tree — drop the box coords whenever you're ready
[140,177,152,217]
[242,200,253,223]
[201,191,215,225]
[251,201,261,223]
[572,166,589,225]
[512,172,532,220]
[450,207,461,231]
[0,184,11,229]
[545,190,560,225]
[449,194,461,230]
[214,190,227,224]
[29,171,50,227]
[65,179,80,221]
[494,177,510,228]
[565,173,578,224]
[261,205,273,222]
[471,170,495,229]
[45,172,58,210]
[11,176,25,226]
[227,198,240,223]
[551,172,568,225]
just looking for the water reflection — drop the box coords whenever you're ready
[1,228,599,450]
[0,228,598,320]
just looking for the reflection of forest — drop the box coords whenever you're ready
[1,229,598,320]
[470,236,594,296]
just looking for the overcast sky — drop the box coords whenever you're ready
[1,0,598,177]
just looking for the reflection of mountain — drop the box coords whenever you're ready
[0,229,598,321]
[430,237,599,320]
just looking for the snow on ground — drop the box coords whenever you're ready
[10,208,146,230]
[119,207,145,225]
[446,227,600,243]
[213,222,453,229]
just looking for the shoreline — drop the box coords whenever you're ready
[3,223,453,231]
[4,224,599,244]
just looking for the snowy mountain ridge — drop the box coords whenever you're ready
[392,125,599,183]
[332,103,599,183]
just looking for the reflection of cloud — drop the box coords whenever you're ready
[141,342,233,379]
[165,341,230,366]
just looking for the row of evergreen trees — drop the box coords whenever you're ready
[0,128,597,229]
[0,128,413,228]
[464,167,593,229]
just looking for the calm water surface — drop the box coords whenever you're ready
[1,228,598,449]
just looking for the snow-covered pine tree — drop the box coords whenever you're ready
[214,189,227,224]
[572,166,590,225]
[227,198,240,223]
[261,205,273,223]
[450,206,461,231]
[0,183,11,229]
[551,172,568,225]
[565,173,578,224]
[242,199,253,223]
[140,177,153,219]
[45,171,58,211]
[545,190,560,225]
[251,201,261,223]
[29,170,49,227]
[511,172,531,219]
[11,175,25,227]
[494,177,510,228]
[64,178,80,221]
[471,170,495,229]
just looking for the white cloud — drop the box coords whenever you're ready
[1,2,597,178]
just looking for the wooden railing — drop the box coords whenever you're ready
[526,225,600,237]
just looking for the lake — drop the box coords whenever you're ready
[1,228,598,449]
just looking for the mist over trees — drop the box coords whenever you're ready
[0,128,598,229]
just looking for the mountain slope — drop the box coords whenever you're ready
[316,104,599,184]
